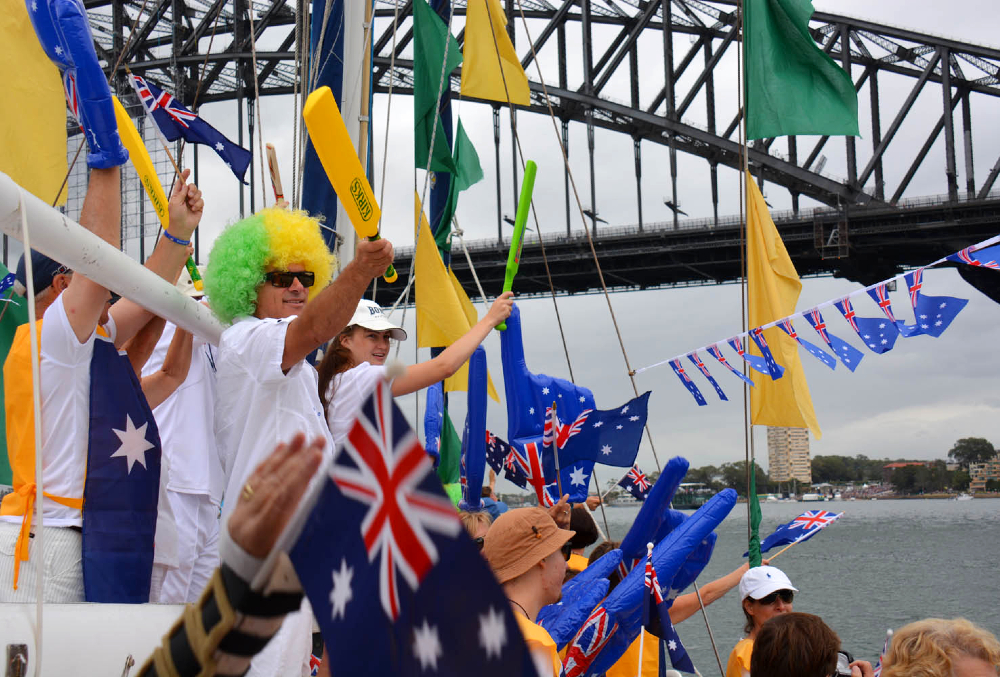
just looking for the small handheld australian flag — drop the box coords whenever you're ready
[642,544,694,673]
[618,465,652,501]
[287,383,539,676]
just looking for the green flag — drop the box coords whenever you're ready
[435,409,463,485]
[744,0,859,140]
[434,119,484,251]
[0,265,29,486]
[413,0,462,174]
[748,460,763,567]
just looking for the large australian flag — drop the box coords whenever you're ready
[287,382,538,676]
[84,336,161,603]
[128,74,251,182]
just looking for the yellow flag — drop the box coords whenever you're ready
[746,172,821,438]
[0,3,67,205]
[460,0,530,106]
[414,193,499,402]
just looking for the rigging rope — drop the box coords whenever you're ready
[510,0,661,471]
[246,2,269,209]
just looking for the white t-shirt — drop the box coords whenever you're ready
[142,322,224,503]
[0,294,116,528]
[215,316,333,521]
[324,362,388,451]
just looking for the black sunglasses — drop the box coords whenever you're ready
[264,270,315,288]
[755,589,794,605]
[474,536,485,551]
[560,541,574,561]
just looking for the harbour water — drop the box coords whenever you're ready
[595,497,1000,673]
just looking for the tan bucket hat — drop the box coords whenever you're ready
[482,507,575,584]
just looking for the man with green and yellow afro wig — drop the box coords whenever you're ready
[204,207,337,324]
[207,206,394,675]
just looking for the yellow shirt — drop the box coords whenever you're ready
[726,637,753,677]
[605,628,659,677]
[516,614,562,677]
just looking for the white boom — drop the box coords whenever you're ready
[0,171,225,344]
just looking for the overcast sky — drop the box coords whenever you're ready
[94,1,1000,489]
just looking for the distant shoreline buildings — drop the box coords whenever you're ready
[766,426,812,486]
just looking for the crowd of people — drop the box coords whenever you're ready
[1,40,997,677]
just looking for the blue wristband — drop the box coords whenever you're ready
[162,229,191,246]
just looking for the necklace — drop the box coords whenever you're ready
[508,598,530,620]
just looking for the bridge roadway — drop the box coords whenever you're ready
[371,192,1000,308]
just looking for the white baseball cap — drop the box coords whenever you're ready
[739,565,798,602]
[349,299,407,340]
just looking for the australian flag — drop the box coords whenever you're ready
[485,430,511,474]
[707,343,755,387]
[777,319,837,370]
[563,605,619,677]
[0,273,15,294]
[833,296,899,355]
[727,336,773,378]
[669,358,707,406]
[642,548,695,673]
[563,392,650,469]
[749,509,843,555]
[288,382,539,676]
[947,244,1000,269]
[898,268,967,338]
[618,465,652,501]
[687,351,728,401]
[748,328,785,379]
[84,336,161,602]
[803,308,863,372]
[128,74,252,182]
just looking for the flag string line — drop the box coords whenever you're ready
[630,232,1000,377]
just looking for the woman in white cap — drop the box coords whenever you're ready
[316,292,513,447]
[725,565,798,677]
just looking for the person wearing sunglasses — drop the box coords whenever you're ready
[725,565,798,677]
[483,507,576,677]
[203,206,394,677]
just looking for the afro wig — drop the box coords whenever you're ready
[204,207,337,324]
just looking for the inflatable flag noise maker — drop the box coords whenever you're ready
[302,86,397,282]
[496,159,537,331]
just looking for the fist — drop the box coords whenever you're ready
[355,238,394,280]
[487,291,514,326]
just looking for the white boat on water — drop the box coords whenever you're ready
[955,493,974,501]
[799,493,824,502]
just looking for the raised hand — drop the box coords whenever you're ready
[167,168,204,241]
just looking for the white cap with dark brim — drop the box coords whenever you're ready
[739,565,798,601]
[349,299,407,341]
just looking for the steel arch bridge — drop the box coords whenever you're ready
[82,0,1000,296]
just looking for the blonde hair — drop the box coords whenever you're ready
[882,618,1000,677]
[458,511,493,539]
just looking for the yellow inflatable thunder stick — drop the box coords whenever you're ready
[302,86,397,283]
[113,95,202,291]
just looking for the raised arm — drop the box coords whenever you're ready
[391,292,514,396]
[122,315,168,375]
[280,238,394,371]
[669,562,753,625]
[59,167,122,343]
[140,325,194,410]
[110,170,204,347]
